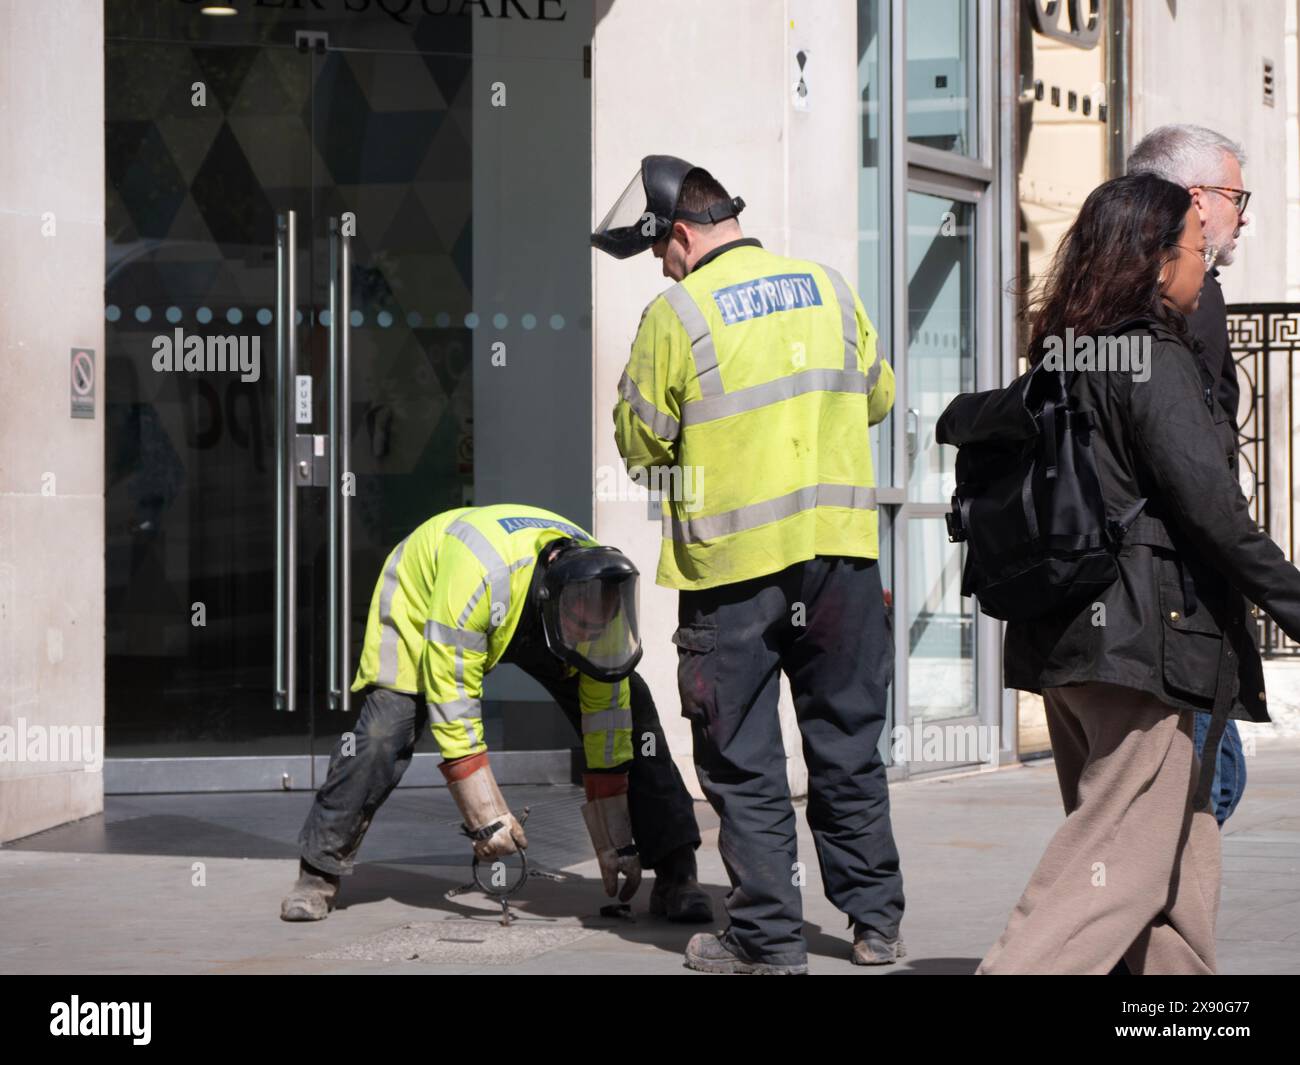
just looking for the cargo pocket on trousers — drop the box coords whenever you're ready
[672,623,718,728]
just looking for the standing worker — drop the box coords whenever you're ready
[281,503,711,924]
[596,155,902,974]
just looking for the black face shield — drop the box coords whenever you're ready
[591,154,745,259]
[536,541,643,682]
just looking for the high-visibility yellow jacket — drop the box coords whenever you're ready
[351,504,633,768]
[613,240,895,590]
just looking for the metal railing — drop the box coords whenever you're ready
[1226,303,1299,656]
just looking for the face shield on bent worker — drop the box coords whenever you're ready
[538,544,643,682]
[590,154,746,259]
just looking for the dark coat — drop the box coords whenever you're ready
[942,320,1300,729]
[1185,270,1239,422]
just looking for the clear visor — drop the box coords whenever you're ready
[556,576,640,675]
[594,169,650,238]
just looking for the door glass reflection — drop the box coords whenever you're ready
[906,0,976,156]
[906,191,974,503]
[859,0,892,486]
[907,517,976,723]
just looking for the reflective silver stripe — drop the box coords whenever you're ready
[454,554,530,632]
[662,284,723,397]
[682,368,869,427]
[446,519,512,632]
[864,351,883,395]
[606,684,621,765]
[447,518,507,573]
[619,369,680,441]
[457,580,488,627]
[667,483,878,543]
[583,697,634,766]
[424,620,487,652]
[428,697,482,724]
[581,707,633,734]
[820,264,858,372]
[375,536,411,686]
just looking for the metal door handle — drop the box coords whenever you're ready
[906,407,920,464]
[275,211,298,712]
[328,218,352,711]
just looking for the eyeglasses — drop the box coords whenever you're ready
[1166,242,1218,270]
[1192,184,1251,215]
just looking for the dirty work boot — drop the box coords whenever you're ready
[851,929,906,966]
[649,845,713,923]
[280,860,340,922]
[684,933,808,975]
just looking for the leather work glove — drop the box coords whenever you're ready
[441,752,528,860]
[582,773,642,902]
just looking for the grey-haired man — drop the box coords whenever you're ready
[1128,124,1252,828]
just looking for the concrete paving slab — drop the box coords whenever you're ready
[2,740,1298,974]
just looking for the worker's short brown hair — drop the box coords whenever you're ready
[676,168,732,221]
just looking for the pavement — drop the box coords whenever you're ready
[2,737,1298,975]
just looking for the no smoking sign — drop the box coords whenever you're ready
[70,348,95,419]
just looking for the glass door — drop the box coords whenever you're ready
[904,188,977,734]
[303,43,480,754]
[105,39,315,765]
[867,0,999,777]
[105,8,594,789]
[304,35,593,763]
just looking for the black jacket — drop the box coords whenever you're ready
[942,321,1300,730]
[1186,270,1239,422]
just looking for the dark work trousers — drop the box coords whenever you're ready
[676,555,903,966]
[298,640,700,876]
[499,633,701,871]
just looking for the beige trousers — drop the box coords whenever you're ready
[978,682,1221,975]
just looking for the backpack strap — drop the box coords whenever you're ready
[1042,400,1059,480]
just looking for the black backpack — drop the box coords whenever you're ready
[935,330,1147,622]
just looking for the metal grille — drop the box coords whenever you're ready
[1226,304,1299,656]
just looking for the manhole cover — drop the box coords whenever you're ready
[310,918,596,965]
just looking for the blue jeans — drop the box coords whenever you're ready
[1193,715,1246,826]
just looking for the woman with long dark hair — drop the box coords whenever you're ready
[974,173,1300,974]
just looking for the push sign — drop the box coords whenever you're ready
[70,348,95,419]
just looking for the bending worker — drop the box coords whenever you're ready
[281,503,711,923]
[596,155,902,973]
